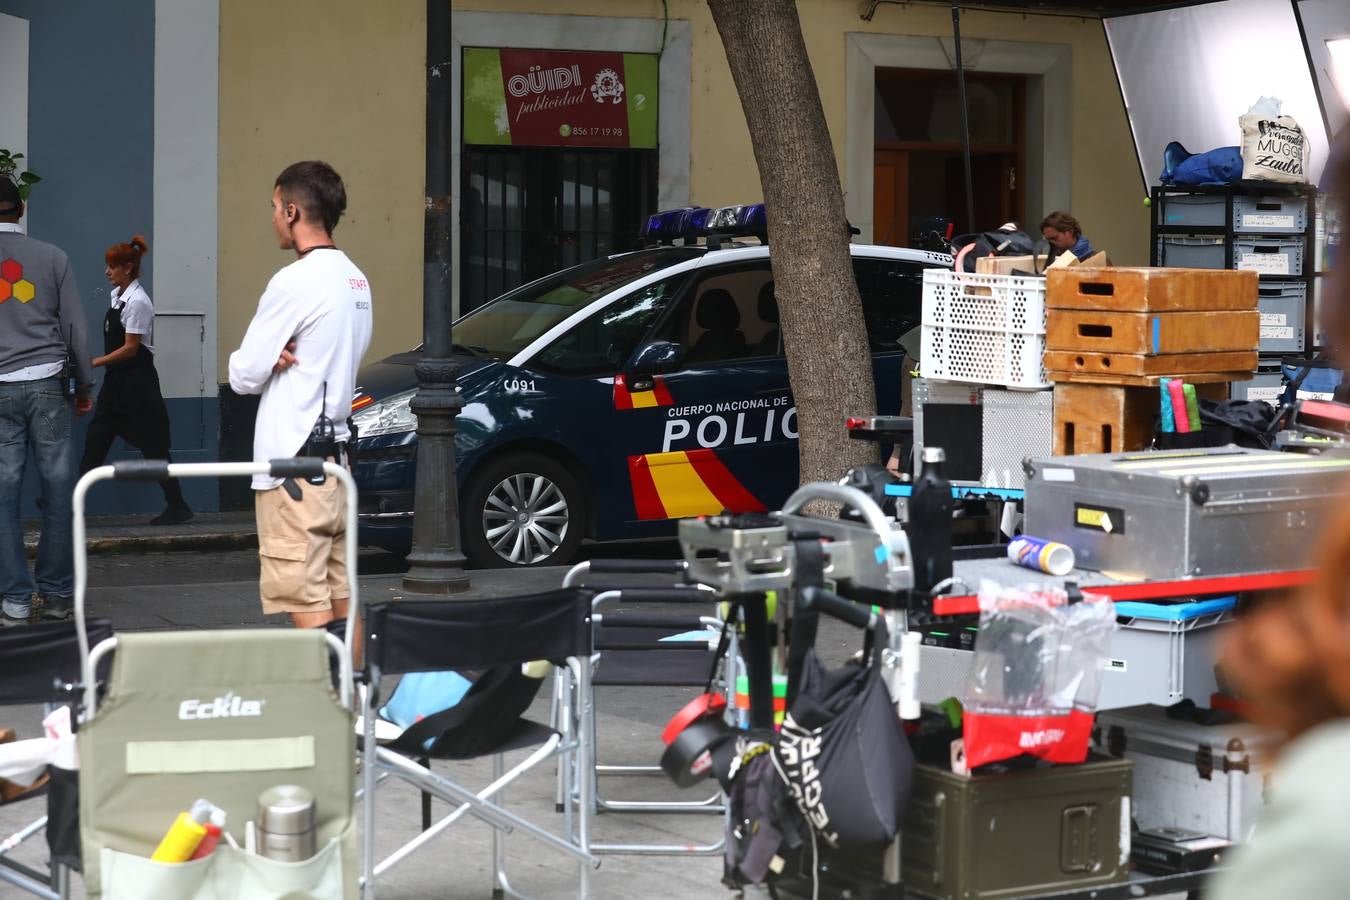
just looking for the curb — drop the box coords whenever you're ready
[24,531,259,559]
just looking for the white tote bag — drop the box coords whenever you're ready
[1239,113,1310,183]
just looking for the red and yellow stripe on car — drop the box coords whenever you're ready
[613,374,673,410]
[628,449,766,520]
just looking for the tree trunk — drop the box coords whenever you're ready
[707,0,878,488]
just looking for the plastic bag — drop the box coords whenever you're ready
[1247,96,1283,118]
[962,580,1115,769]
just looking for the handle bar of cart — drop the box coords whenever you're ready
[73,458,360,713]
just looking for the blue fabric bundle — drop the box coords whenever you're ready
[1159,141,1243,186]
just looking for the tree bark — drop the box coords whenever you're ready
[707,0,877,487]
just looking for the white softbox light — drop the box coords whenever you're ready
[1105,0,1332,187]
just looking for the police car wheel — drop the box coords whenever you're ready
[462,452,584,568]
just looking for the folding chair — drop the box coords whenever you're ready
[360,588,599,900]
[557,560,731,856]
[0,617,112,900]
[74,459,360,900]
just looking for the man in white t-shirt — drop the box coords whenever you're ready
[228,161,373,630]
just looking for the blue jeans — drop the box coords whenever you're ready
[0,377,75,612]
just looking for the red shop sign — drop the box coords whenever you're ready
[463,47,658,149]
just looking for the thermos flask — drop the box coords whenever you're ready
[257,785,317,861]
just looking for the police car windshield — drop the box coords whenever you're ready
[452,249,701,358]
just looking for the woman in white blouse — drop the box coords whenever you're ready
[79,236,192,525]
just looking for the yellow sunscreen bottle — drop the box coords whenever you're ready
[151,799,213,862]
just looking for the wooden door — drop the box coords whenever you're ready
[873,148,909,247]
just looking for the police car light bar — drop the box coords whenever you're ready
[704,203,766,237]
[640,203,769,247]
[641,207,711,245]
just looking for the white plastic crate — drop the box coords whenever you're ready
[920,269,1049,389]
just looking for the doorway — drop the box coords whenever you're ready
[460,146,658,312]
[873,68,1026,248]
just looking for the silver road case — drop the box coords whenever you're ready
[1023,448,1350,579]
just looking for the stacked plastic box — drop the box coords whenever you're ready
[1150,183,1317,407]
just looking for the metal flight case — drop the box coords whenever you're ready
[1024,447,1350,579]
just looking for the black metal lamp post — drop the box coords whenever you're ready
[403,0,470,594]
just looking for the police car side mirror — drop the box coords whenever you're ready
[629,340,684,377]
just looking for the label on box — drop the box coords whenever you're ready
[1120,799,1132,866]
[1105,658,1128,673]
[1260,312,1287,326]
[1241,213,1296,229]
[1246,386,1283,406]
[1075,503,1124,535]
[1261,325,1296,340]
[1240,252,1291,275]
[1041,468,1075,483]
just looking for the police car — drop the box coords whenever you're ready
[352,203,952,567]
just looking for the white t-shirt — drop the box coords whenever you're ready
[110,279,154,353]
[227,248,373,489]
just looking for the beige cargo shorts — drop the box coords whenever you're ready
[254,474,348,614]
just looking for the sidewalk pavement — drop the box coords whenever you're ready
[0,561,734,899]
[23,510,259,558]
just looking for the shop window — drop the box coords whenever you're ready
[461,147,657,313]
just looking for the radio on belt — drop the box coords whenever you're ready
[1023,447,1350,579]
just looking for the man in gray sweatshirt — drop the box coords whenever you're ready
[0,178,94,626]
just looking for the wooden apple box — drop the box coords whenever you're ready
[1053,382,1230,455]
[1045,267,1259,386]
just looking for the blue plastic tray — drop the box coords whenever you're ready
[1113,596,1237,621]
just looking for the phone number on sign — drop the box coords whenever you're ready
[568,126,625,138]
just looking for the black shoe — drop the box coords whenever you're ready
[150,506,194,526]
[39,595,72,621]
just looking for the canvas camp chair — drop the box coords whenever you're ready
[73,459,360,900]
[555,560,730,856]
[0,616,112,899]
[359,588,599,900]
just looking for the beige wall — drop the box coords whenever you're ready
[221,0,1146,377]
[450,0,1147,263]
[218,0,426,376]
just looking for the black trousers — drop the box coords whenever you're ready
[79,369,188,510]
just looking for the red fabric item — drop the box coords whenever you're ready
[962,709,1095,769]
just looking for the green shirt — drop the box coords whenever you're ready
[1209,719,1350,900]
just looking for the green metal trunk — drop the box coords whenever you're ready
[901,755,1133,899]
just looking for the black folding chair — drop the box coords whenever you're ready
[0,617,112,900]
[359,589,599,899]
[555,560,730,856]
